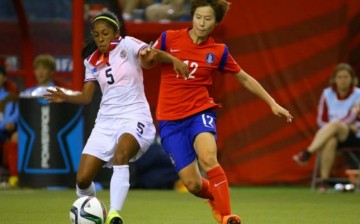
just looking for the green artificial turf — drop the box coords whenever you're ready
[0,186,359,224]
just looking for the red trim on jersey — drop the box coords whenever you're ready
[332,85,354,100]
[88,37,122,67]
[137,45,147,57]
[321,100,329,122]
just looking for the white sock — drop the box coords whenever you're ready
[110,165,130,212]
[76,182,96,197]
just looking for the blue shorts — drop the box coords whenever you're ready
[158,110,217,172]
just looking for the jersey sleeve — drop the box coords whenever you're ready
[84,60,97,83]
[153,31,168,51]
[316,90,328,127]
[125,36,148,57]
[219,45,241,74]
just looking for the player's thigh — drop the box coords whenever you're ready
[116,119,156,163]
[77,154,105,184]
[114,133,141,164]
[159,121,197,172]
[194,132,218,170]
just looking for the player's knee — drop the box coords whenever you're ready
[76,175,91,189]
[183,179,202,194]
[199,156,218,171]
[113,150,131,165]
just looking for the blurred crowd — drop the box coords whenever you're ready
[119,0,191,22]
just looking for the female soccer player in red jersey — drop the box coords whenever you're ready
[45,11,187,224]
[153,0,293,223]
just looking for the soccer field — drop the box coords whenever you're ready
[0,187,359,224]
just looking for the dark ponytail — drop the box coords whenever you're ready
[82,38,97,60]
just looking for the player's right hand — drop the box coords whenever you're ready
[173,58,189,79]
[44,87,66,103]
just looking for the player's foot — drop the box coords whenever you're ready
[106,210,123,224]
[292,150,311,166]
[206,199,222,223]
[222,214,241,224]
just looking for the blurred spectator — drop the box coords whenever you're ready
[0,57,19,96]
[145,0,190,22]
[119,0,191,22]
[119,0,154,21]
[0,62,19,188]
[22,54,57,95]
[293,63,360,192]
[3,54,64,188]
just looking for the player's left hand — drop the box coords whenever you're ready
[271,103,293,123]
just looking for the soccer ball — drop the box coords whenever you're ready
[70,196,107,224]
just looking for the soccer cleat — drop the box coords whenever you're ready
[292,150,311,166]
[222,214,241,224]
[8,176,19,188]
[206,199,222,223]
[106,210,123,224]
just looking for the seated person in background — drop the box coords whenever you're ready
[293,63,360,192]
[22,54,57,95]
[0,63,19,188]
[145,0,190,22]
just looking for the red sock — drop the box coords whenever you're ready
[207,165,231,216]
[5,142,18,176]
[194,177,213,200]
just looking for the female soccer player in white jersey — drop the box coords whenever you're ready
[45,11,188,224]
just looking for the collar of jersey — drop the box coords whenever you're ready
[89,37,121,67]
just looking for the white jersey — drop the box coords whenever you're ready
[317,86,360,136]
[84,36,152,121]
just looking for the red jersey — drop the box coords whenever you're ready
[155,28,241,120]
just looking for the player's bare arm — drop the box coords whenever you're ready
[236,69,293,122]
[44,81,96,105]
[154,49,189,79]
[139,43,189,78]
[139,42,158,69]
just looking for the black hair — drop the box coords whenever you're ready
[91,11,120,31]
[0,65,5,76]
[81,11,122,60]
[190,0,230,23]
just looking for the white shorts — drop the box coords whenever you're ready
[83,115,156,167]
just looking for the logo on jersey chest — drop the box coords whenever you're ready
[120,49,127,59]
[206,53,215,64]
